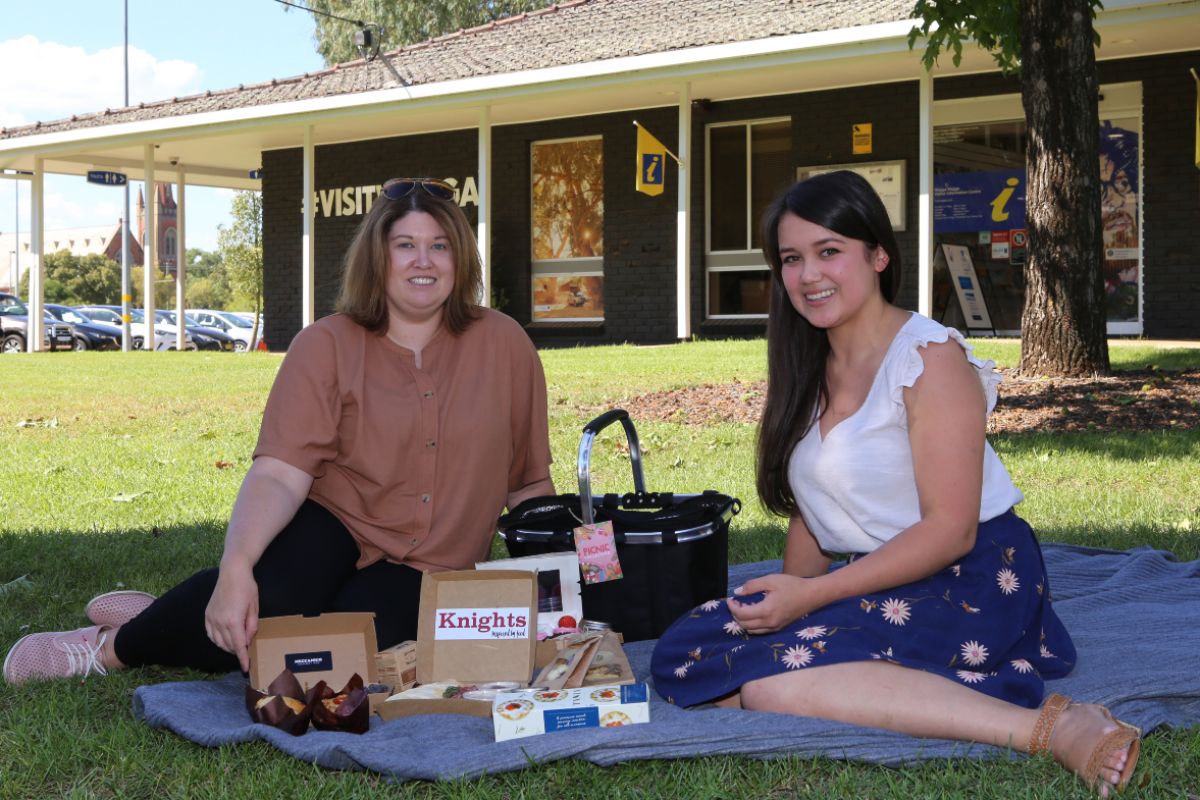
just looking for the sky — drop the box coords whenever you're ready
[0,0,327,251]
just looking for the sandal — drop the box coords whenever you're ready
[1029,693,1141,795]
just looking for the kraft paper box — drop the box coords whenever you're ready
[375,640,418,693]
[248,612,378,693]
[377,570,537,721]
[492,683,650,741]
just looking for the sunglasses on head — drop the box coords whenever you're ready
[381,178,456,201]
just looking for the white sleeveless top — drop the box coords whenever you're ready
[787,313,1022,554]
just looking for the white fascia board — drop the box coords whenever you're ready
[0,18,921,158]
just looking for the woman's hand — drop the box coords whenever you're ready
[207,456,313,673]
[204,560,260,673]
[727,573,828,634]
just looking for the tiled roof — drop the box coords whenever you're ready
[1,0,913,141]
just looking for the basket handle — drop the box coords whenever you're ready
[577,409,647,526]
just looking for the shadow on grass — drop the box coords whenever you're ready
[0,520,226,644]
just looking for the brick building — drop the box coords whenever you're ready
[1,0,1196,349]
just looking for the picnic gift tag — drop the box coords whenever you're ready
[573,520,623,585]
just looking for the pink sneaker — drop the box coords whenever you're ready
[3,625,111,685]
[85,590,156,627]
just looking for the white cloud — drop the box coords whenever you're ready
[43,180,121,229]
[0,35,202,128]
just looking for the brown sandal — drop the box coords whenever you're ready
[1029,693,1141,794]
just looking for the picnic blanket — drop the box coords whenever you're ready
[133,543,1200,780]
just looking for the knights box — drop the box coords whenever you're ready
[377,569,538,720]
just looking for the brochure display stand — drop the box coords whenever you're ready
[934,244,996,336]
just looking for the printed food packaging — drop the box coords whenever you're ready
[375,640,418,693]
[492,683,650,741]
[475,551,584,638]
[378,570,538,720]
[248,612,378,694]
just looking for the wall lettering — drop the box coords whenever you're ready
[303,177,478,218]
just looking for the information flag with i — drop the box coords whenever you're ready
[635,125,667,196]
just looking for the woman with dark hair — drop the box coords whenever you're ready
[6,178,554,684]
[652,171,1139,795]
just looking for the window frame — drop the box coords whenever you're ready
[703,116,789,320]
[932,82,1143,336]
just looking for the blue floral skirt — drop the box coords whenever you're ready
[651,509,1075,709]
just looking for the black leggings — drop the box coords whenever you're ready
[114,500,423,673]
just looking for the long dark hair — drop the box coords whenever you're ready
[336,184,482,335]
[755,170,902,517]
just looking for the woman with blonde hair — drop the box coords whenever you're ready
[6,178,554,684]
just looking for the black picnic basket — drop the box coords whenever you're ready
[496,409,740,642]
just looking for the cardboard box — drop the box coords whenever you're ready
[476,551,584,637]
[375,640,418,693]
[378,570,538,721]
[248,612,378,693]
[492,683,650,741]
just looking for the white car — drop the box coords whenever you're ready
[73,306,194,351]
[188,308,261,352]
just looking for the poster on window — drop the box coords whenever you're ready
[1099,120,1139,322]
[532,275,604,320]
[933,169,1026,234]
[531,139,605,261]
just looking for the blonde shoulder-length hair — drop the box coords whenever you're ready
[335,186,483,335]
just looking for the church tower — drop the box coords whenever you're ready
[136,184,179,273]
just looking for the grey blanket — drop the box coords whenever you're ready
[133,544,1200,780]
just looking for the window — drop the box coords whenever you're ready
[932,83,1142,334]
[530,136,604,321]
[705,118,792,318]
[164,229,177,262]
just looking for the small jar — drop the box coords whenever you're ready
[579,619,612,633]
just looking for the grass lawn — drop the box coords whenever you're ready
[1,340,1197,798]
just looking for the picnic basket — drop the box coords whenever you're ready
[496,409,740,642]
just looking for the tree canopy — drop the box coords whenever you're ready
[218,192,264,343]
[292,0,556,65]
[19,251,121,306]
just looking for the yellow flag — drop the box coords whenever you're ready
[636,125,667,196]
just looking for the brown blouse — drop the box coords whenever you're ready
[253,309,552,572]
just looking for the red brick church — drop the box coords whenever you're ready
[136,183,178,272]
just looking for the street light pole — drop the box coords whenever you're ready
[120,0,133,351]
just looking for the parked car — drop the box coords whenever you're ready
[188,309,259,351]
[155,310,235,352]
[0,293,75,353]
[73,305,191,351]
[44,304,121,351]
[230,311,264,331]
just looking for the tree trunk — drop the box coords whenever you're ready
[1018,0,1111,376]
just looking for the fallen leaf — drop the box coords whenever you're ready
[215,460,234,470]
[0,575,33,598]
[16,417,58,429]
[111,491,149,503]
